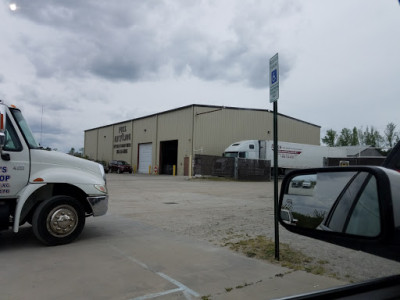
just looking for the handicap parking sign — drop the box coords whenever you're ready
[269,53,279,103]
[271,69,278,84]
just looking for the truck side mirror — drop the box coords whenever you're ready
[0,132,5,148]
[278,166,400,262]
[0,104,6,149]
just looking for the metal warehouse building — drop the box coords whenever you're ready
[84,104,320,176]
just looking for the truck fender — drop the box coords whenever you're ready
[30,167,104,186]
[13,183,46,232]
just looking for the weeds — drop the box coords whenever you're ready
[225,235,329,276]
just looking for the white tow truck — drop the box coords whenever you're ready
[0,100,108,246]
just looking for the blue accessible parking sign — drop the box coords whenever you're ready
[269,53,279,103]
[271,69,278,84]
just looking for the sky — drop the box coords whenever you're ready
[0,0,399,152]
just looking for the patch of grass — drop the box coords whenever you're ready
[191,176,234,182]
[226,235,328,276]
[236,284,244,289]
[225,287,233,292]
[239,282,252,288]
[201,295,211,300]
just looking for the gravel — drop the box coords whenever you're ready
[107,174,400,283]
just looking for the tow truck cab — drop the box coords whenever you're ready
[0,101,108,245]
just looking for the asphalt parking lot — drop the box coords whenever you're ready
[1,174,396,300]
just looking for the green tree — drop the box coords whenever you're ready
[322,129,337,146]
[68,147,76,155]
[384,122,398,148]
[337,128,352,146]
[363,126,383,147]
[350,127,359,146]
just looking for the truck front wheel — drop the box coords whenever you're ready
[32,196,86,246]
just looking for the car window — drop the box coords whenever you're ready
[4,115,22,151]
[325,172,369,232]
[345,176,380,237]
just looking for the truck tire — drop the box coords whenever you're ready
[32,196,86,246]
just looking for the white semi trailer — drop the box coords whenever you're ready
[223,140,347,172]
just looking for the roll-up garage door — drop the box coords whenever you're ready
[138,143,152,174]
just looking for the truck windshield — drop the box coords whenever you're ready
[11,108,40,149]
[224,152,238,158]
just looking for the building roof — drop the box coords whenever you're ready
[343,146,383,157]
[85,104,321,132]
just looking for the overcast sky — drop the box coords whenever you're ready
[1,1,399,152]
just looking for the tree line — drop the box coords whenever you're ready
[322,122,399,148]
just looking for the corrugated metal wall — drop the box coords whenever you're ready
[97,126,113,162]
[194,107,272,156]
[278,116,320,145]
[157,106,193,175]
[84,130,98,160]
[193,107,320,157]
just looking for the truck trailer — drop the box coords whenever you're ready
[223,140,347,172]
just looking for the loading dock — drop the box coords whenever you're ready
[160,140,178,175]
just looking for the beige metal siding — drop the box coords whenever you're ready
[278,116,320,145]
[84,130,98,160]
[193,107,320,157]
[97,126,113,163]
[157,107,193,175]
[194,107,271,156]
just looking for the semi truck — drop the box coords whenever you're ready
[223,140,347,172]
[0,100,108,246]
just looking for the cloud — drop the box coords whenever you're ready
[10,0,299,88]
[2,0,399,152]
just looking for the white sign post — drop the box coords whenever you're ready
[270,53,279,103]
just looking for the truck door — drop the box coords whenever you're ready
[0,114,30,197]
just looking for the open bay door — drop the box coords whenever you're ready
[138,143,152,174]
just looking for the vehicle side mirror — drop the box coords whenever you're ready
[0,132,5,148]
[278,166,400,262]
[0,105,6,149]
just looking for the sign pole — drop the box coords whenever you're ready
[273,101,279,261]
[269,53,279,261]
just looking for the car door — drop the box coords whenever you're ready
[0,114,30,197]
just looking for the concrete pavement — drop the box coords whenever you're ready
[0,213,345,300]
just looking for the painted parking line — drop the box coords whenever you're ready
[110,245,200,300]
[132,287,183,300]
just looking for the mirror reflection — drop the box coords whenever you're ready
[281,171,381,237]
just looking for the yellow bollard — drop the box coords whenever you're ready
[173,165,176,176]
[149,165,151,174]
